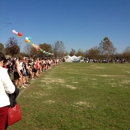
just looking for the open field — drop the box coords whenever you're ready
[8,63,130,130]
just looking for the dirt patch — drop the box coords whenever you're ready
[66,85,77,90]
[95,75,125,77]
[91,78,97,80]
[43,100,55,104]
[120,80,130,84]
[90,65,105,69]
[125,71,130,73]
[41,78,65,84]
[94,66,105,69]
[25,92,50,98]
[74,101,95,108]
[72,82,78,83]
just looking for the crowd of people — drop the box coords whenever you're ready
[83,58,126,63]
[3,56,62,89]
[0,51,62,130]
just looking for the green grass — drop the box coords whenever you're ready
[8,63,130,130]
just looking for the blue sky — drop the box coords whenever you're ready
[0,0,130,53]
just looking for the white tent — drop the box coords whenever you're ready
[64,55,82,62]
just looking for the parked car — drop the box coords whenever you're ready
[102,58,108,63]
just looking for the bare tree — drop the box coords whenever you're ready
[52,41,66,58]
[24,44,33,56]
[99,37,116,58]
[5,37,20,57]
[30,46,39,57]
[0,42,4,52]
[23,44,39,57]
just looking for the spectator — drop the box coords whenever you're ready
[0,52,15,130]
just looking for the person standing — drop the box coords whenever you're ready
[0,52,15,130]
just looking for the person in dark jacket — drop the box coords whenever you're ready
[9,84,19,107]
[5,84,19,129]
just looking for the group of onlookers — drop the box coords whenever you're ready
[0,51,62,130]
[83,58,126,63]
[3,57,62,88]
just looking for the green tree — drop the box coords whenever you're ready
[39,43,52,52]
[0,43,4,52]
[76,49,84,57]
[69,48,76,56]
[84,50,89,58]
[5,37,20,57]
[88,46,100,59]
[99,37,116,58]
[39,43,52,57]
[123,46,130,62]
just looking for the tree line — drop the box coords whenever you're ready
[0,37,130,62]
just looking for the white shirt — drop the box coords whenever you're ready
[0,66,15,107]
[19,62,23,71]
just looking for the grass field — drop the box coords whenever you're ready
[8,63,130,130]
